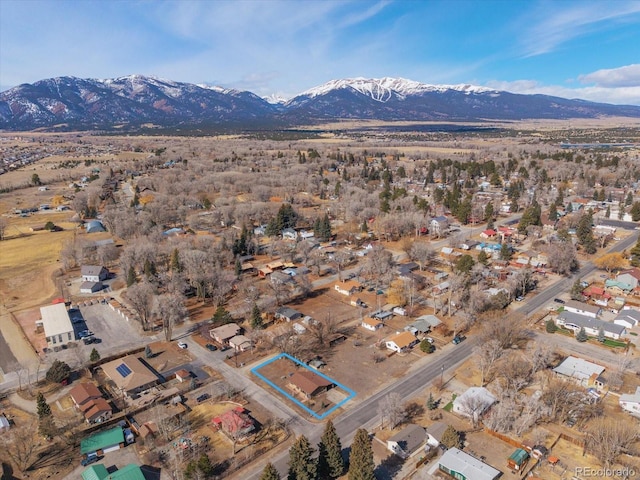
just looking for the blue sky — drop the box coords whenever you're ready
[2,0,640,104]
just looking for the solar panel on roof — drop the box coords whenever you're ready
[115,363,132,377]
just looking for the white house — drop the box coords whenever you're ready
[439,448,502,480]
[619,387,640,417]
[553,356,605,386]
[426,422,448,449]
[282,228,297,240]
[563,300,601,318]
[81,265,109,283]
[614,309,640,329]
[40,303,74,348]
[386,424,426,458]
[334,281,360,296]
[556,311,626,340]
[430,216,449,236]
[361,318,383,332]
[385,331,419,353]
[453,387,497,423]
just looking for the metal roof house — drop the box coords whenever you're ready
[387,424,426,458]
[80,427,125,455]
[556,311,626,340]
[553,356,605,385]
[40,303,74,348]
[438,447,501,480]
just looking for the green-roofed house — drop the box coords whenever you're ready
[82,464,146,480]
[507,448,529,472]
[80,427,125,455]
[82,464,109,480]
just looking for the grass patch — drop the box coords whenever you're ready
[443,394,457,412]
[602,339,628,348]
[556,327,574,337]
[629,332,638,336]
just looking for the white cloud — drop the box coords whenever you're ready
[579,64,640,88]
[516,2,640,57]
[485,79,640,105]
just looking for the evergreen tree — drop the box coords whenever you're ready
[605,205,611,219]
[597,326,605,343]
[260,463,281,480]
[426,392,436,410]
[548,203,558,222]
[500,243,512,261]
[45,360,71,384]
[484,202,494,221]
[576,213,597,254]
[235,258,242,278]
[144,259,156,279]
[626,191,634,206]
[126,266,137,287]
[441,425,462,449]
[477,250,489,265]
[455,254,475,274]
[318,420,344,480]
[288,435,316,480]
[630,237,640,267]
[545,319,558,333]
[89,348,100,362]
[576,327,588,342]
[36,392,52,418]
[251,303,264,330]
[277,203,299,230]
[196,453,215,477]
[212,306,233,325]
[630,201,640,222]
[348,429,375,480]
[170,248,181,272]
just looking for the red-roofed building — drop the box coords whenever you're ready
[70,382,102,410]
[480,229,497,239]
[212,406,255,438]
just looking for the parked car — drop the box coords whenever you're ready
[81,453,99,466]
[205,343,217,352]
[78,330,94,339]
[178,342,188,349]
[196,393,210,403]
[83,336,96,345]
[553,298,565,304]
[452,335,465,345]
[515,296,524,302]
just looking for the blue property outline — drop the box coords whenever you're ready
[250,353,356,419]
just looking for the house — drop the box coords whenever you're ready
[70,383,103,410]
[553,356,605,386]
[426,422,448,449]
[40,303,74,348]
[480,229,497,239]
[80,281,103,294]
[582,285,611,306]
[282,228,297,240]
[405,315,441,335]
[430,216,449,236]
[508,448,530,471]
[385,331,419,353]
[209,323,242,345]
[174,370,191,383]
[257,266,273,278]
[453,387,497,423]
[85,220,106,233]
[289,371,334,399]
[619,386,640,417]
[563,300,601,318]
[101,355,159,396]
[212,406,255,438]
[556,311,626,340]
[616,268,640,289]
[614,308,640,329]
[229,334,253,352]
[387,424,426,458]
[82,464,109,480]
[604,278,634,294]
[253,225,266,236]
[270,271,296,286]
[81,265,109,283]
[83,398,113,424]
[433,281,450,295]
[438,447,502,480]
[334,280,361,296]
[80,427,125,455]
[361,318,384,331]
[82,463,147,480]
[275,307,303,322]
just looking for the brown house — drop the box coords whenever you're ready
[70,383,103,410]
[289,371,334,399]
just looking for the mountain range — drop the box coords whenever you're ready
[2,75,640,131]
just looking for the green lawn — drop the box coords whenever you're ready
[443,394,457,412]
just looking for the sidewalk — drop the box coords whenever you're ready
[9,383,75,414]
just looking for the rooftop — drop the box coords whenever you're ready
[439,447,501,480]
[80,427,124,454]
[40,303,73,338]
[553,356,605,381]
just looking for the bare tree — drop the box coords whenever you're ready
[154,292,188,341]
[409,241,435,271]
[125,281,156,330]
[585,417,638,468]
[495,353,533,395]
[307,314,340,347]
[0,217,8,241]
[546,241,579,275]
[475,339,504,386]
[377,392,406,429]
[364,245,394,289]
[478,311,529,349]
[0,419,40,473]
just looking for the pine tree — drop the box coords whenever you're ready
[288,435,316,480]
[260,463,281,480]
[170,248,181,272]
[251,303,264,330]
[317,420,344,480]
[212,306,233,325]
[348,429,375,480]
[597,326,605,343]
[126,266,137,287]
[441,425,462,449]
[576,327,588,342]
[89,348,100,362]
[36,392,52,418]
[426,392,436,410]
[545,319,558,333]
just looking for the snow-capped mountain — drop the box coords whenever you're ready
[1,75,640,131]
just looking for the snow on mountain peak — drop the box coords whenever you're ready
[297,77,496,102]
